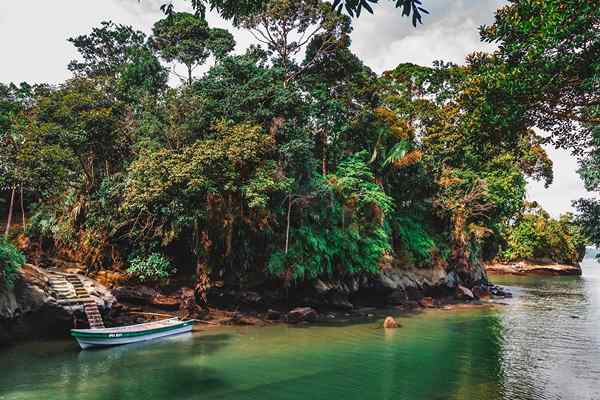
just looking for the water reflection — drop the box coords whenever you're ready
[492,258,600,400]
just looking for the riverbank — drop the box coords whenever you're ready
[0,260,512,344]
[486,260,582,276]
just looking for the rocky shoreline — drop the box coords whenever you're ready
[486,260,582,276]
[0,261,512,345]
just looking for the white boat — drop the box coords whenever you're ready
[71,318,193,349]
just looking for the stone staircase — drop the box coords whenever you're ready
[83,302,105,329]
[47,272,105,329]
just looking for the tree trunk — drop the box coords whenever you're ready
[285,194,292,253]
[4,186,16,239]
[20,185,25,230]
[320,128,327,175]
[194,259,210,308]
[187,64,193,86]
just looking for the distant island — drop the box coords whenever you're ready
[486,206,586,276]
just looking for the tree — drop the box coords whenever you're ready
[500,206,586,266]
[152,12,211,84]
[69,21,168,99]
[68,21,147,77]
[0,83,33,237]
[239,0,352,84]
[206,28,236,62]
[479,0,600,153]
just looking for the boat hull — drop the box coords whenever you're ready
[71,320,193,349]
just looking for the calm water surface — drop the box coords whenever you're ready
[1,256,600,400]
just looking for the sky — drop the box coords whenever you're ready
[0,0,591,216]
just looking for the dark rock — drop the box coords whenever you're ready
[472,285,491,300]
[112,286,159,304]
[266,309,282,320]
[418,296,434,308]
[112,286,180,310]
[238,291,262,306]
[446,271,459,288]
[287,307,318,323]
[386,289,407,305]
[179,287,206,320]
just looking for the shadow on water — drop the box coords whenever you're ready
[0,332,237,400]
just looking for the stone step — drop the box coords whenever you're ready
[57,298,94,305]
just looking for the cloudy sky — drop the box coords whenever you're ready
[0,0,591,216]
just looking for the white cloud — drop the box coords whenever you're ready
[527,146,594,218]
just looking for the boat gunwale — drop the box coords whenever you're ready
[71,319,192,339]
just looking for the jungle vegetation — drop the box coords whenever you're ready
[0,0,596,290]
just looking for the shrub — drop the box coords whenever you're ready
[127,253,175,282]
[0,239,26,289]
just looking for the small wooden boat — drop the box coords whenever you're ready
[71,318,193,349]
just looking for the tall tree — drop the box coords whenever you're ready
[239,0,352,84]
[152,12,211,84]
[68,21,147,77]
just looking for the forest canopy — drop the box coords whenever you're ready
[0,0,595,292]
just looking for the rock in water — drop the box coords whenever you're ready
[383,316,399,328]
[287,307,318,323]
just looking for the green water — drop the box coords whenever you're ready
[2,257,600,400]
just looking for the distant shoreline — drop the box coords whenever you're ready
[485,260,581,276]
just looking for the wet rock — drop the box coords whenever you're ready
[386,289,408,305]
[383,316,399,328]
[179,287,206,320]
[112,286,158,304]
[418,296,434,308]
[266,309,282,321]
[238,291,262,306]
[112,286,180,310]
[489,285,512,298]
[472,285,491,300]
[456,285,475,300]
[446,271,459,289]
[287,307,318,323]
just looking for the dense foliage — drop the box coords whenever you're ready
[127,253,176,282]
[1,0,592,293]
[499,207,586,266]
[0,239,25,289]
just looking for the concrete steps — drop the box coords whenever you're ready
[48,272,105,328]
